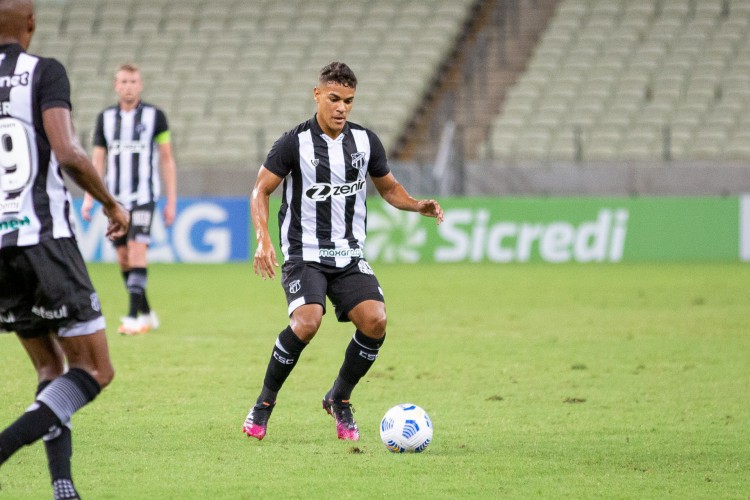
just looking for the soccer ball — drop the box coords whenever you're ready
[379,403,433,453]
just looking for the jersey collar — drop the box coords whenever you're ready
[311,113,350,142]
[118,100,143,114]
[0,43,24,54]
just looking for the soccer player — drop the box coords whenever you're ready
[0,1,129,498]
[81,63,177,335]
[243,62,443,441]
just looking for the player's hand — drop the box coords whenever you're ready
[163,202,176,227]
[253,239,279,280]
[417,199,444,224]
[102,203,129,240]
[81,197,94,221]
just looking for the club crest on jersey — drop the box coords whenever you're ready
[351,151,366,169]
[305,179,366,201]
[289,279,301,294]
[311,158,320,167]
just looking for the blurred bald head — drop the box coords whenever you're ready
[0,0,35,49]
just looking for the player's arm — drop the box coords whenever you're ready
[371,173,444,224]
[81,145,107,221]
[157,138,177,226]
[43,107,129,239]
[251,166,284,280]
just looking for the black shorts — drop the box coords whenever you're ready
[0,238,105,338]
[113,202,155,247]
[281,259,384,322]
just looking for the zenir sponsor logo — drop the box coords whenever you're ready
[305,179,365,201]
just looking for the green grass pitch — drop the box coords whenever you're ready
[1,262,749,498]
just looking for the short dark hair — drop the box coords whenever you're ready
[318,62,357,88]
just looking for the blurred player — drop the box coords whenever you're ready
[81,63,177,335]
[243,61,443,441]
[0,1,129,498]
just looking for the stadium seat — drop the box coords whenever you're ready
[486,0,750,162]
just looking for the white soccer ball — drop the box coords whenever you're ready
[380,403,433,453]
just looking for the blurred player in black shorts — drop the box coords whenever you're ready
[242,62,443,442]
[81,63,177,335]
[0,1,129,498]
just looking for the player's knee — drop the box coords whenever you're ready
[36,364,65,382]
[89,363,115,389]
[290,316,321,341]
[360,313,387,339]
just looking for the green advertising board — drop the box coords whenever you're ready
[362,196,741,263]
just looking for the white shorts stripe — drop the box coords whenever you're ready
[287,297,307,317]
[58,316,106,337]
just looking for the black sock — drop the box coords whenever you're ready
[331,330,385,401]
[36,381,73,482]
[0,370,94,465]
[140,268,151,314]
[0,401,60,465]
[127,267,147,317]
[141,292,151,314]
[256,326,307,405]
[37,368,101,424]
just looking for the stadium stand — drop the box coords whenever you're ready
[29,0,476,167]
[484,0,750,162]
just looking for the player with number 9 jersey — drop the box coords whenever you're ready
[0,44,76,248]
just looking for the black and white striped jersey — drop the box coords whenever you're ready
[93,102,169,210]
[0,43,75,249]
[264,115,390,268]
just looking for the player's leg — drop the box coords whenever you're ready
[114,234,137,334]
[119,203,157,335]
[122,240,149,332]
[332,300,387,401]
[243,262,326,440]
[0,329,108,466]
[20,334,79,500]
[243,304,322,439]
[322,260,387,440]
[0,239,112,490]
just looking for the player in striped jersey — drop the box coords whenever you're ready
[0,1,129,497]
[81,63,177,335]
[243,62,443,441]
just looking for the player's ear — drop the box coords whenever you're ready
[28,12,36,35]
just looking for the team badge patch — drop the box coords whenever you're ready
[90,293,101,312]
[289,279,301,294]
[351,152,366,169]
[311,158,320,167]
[358,260,374,275]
